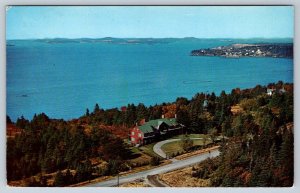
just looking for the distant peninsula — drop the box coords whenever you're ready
[191,43,293,58]
[33,37,175,45]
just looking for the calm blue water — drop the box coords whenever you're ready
[6,38,293,121]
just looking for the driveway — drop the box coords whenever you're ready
[86,148,219,187]
[153,138,203,159]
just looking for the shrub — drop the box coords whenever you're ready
[150,156,161,166]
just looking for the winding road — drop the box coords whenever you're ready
[86,148,219,187]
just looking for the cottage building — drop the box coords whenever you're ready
[267,88,275,96]
[279,88,286,94]
[267,87,286,96]
[130,117,184,146]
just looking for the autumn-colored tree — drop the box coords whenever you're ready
[162,104,177,118]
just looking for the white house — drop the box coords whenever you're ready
[267,89,275,96]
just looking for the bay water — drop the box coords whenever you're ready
[6,38,293,121]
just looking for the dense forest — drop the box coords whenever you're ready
[188,81,293,187]
[7,81,293,186]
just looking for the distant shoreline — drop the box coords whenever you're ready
[6,37,293,41]
[191,43,293,58]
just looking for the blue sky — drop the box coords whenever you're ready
[6,6,294,39]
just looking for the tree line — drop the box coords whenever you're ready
[7,81,293,186]
[7,113,131,186]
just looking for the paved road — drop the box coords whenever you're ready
[153,138,204,159]
[86,148,219,187]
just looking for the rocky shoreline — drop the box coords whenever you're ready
[191,43,293,58]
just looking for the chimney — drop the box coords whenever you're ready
[162,114,165,119]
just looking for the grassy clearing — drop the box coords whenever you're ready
[128,146,152,167]
[139,143,160,157]
[170,133,208,139]
[161,141,184,154]
[161,137,212,155]
[128,142,162,167]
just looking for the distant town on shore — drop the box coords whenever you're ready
[191,43,293,58]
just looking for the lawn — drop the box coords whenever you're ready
[129,134,216,159]
[138,143,160,157]
[128,146,153,166]
[161,137,213,156]
[170,133,208,139]
[129,143,158,157]
[130,146,141,154]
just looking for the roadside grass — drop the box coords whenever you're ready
[170,133,208,139]
[158,165,211,187]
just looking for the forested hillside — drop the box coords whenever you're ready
[7,81,293,186]
[189,82,294,187]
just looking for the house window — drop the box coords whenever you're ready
[138,133,142,137]
[132,131,135,135]
[131,137,135,141]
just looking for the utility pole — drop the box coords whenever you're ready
[117,172,120,187]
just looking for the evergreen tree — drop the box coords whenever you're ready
[64,169,73,185]
[136,103,148,122]
[7,115,12,124]
[94,103,100,114]
[54,170,65,187]
[16,115,29,129]
[181,134,193,152]
[86,108,90,116]
[176,108,190,127]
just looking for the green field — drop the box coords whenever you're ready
[161,137,213,156]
